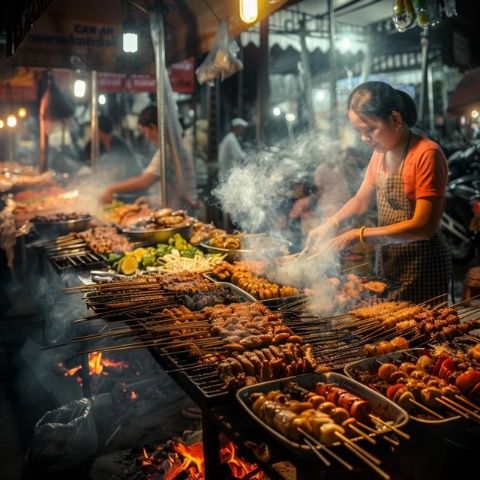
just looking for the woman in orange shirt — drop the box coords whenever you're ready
[306,81,451,303]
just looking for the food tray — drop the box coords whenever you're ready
[199,234,290,262]
[203,272,304,310]
[343,349,462,424]
[32,215,93,239]
[121,223,192,244]
[236,372,409,455]
[215,282,257,302]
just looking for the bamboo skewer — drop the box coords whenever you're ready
[408,399,444,419]
[303,438,331,467]
[442,396,480,420]
[455,394,480,411]
[356,421,399,447]
[435,397,469,419]
[368,415,410,440]
[340,442,390,480]
[334,432,390,480]
[347,424,376,445]
[298,428,353,471]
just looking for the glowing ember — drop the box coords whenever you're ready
[141,440,263,480]
[63,366,82,377]
[130,390,138,401]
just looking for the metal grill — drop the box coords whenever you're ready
[151,346,230,404]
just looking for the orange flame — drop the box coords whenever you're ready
[89,351,104,375]
[130,390,138,401]
[221,442,263,479]
[164,441,205,480]
[142,440,262,480]
[63,366,82,377]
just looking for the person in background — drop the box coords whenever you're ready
[100,106,197,211]
[84,115,142,182]
[217,118,248,181]
[306,81,451,303]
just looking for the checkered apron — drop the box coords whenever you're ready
[376,156,451,304]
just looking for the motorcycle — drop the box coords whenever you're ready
[441,176,480,261]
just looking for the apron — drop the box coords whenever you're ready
[375,140,451,304]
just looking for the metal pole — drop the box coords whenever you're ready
[150,2,167,206]
[427,64,434,132]
[256,17,269,145]
[328,0,338,135]
[419,30,429,129]
[299,15,317,131]
[90,70,99,171]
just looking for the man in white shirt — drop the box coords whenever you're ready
[217,118,248,181]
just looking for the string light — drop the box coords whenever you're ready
[18,107,27,118]
[99,94,106,105]
[0,119,4,129]
[7,114,17,128]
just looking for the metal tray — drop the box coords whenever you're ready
[199,234,290,262]
[343,349,462,425]
[236,372,409,455]
[121,223,192,244]
[32,215,93,239]
[204,272,305,310]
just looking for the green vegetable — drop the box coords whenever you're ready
[180,248,197,259]
[141,254,156,267]
[107,253,123,265]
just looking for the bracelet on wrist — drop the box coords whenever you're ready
[359,226,366,244]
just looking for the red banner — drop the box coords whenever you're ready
[97,57,195,94]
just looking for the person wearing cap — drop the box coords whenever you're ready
[217,118,248,181]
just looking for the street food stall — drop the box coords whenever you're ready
[1,1,480,479]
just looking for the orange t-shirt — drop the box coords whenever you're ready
[364,137,448,201]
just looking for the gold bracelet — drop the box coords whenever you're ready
[359,226,366,244]
[328,215,339,229]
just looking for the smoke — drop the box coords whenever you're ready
[213,132,361,312]
[214,131,347,233]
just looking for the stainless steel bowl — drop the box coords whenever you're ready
[121,223,193,244]
[33,216,93,239]
[199,234,290,262]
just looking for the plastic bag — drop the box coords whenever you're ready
[196,20,243,85]
[28,398,98,473]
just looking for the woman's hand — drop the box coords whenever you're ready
[304,220,336,252]
[100,188,114,204]
[328,229,361,251]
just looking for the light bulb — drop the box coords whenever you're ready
[0,119,4,129]
[98,94,106,105]
[7,114,17,128]
[285,113,296,123]
[74,79,86,98]
[123,33,138,53]
[239,0,258,24]
[18,107,27,118]
[273,107,281,116]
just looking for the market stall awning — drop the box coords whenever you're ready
[1,0,289,75]
[447,67,480,117]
